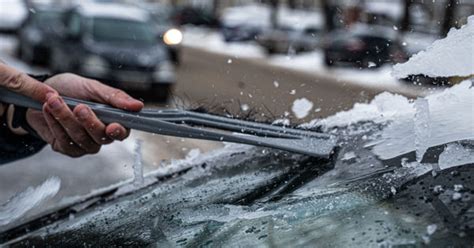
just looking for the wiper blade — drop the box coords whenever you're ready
[0,88,338,157]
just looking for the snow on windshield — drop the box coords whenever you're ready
[371,80,473,160]
[0,177,60,226]
[393,16,474,78]
[309,17,474,161]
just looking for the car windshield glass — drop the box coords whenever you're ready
[33,11,62,27]
[91,17,155,44]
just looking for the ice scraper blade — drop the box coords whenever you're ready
[0,88,338,158]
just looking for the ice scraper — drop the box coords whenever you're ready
[0,88,338,158]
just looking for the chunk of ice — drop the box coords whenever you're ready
[414,98,431,162]
[438,143,474,170]
[426,224,437,235]
[133,139,144,187]
[291,98,314,119]
[371,81,474,160]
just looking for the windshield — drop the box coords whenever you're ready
[32,11,62,27]
[0,1,473,246]
[90,17,156,44]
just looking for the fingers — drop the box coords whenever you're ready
[0,63,57,102]
[73,104,113,144]
[44,96,100,155]
[43,105,87,158]
[105,123,129,141]
[88,82,144,112]
[26,109,55,143]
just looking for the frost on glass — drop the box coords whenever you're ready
[0,177,60,226]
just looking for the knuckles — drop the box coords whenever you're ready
[5,72,26,91]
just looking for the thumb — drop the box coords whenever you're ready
[0,63,57,102]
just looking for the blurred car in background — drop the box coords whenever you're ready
[323,24,408,68]
[256,25,322,54]
[136,2,183,64]
[17,6,65,65]
[172,6,220,28]
[0,0,28,33]
[221,24,262,42]
[49,3,176,102]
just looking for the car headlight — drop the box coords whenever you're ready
[81,55,109,77]
[153,61,176,82]
[163,28,183,46]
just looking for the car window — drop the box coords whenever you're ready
[90,18,156,44]
[32,11,62,28]
[66,12,81,37]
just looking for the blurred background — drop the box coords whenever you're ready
[0,0,473,219]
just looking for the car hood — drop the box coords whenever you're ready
[1,121,472,247]
[86,41,168,67]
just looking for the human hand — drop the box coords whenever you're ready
[26,73,144,157]
[0,62,57,102]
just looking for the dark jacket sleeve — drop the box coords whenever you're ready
[0,118,47,165]
[0,74,50,165]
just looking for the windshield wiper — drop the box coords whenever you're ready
[0,88,338,158]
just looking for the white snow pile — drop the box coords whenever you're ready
[222,3,322,30]
[392,16,474,79]
[0,177,60,226]
[292,98,314,119]
[314,80,473,161]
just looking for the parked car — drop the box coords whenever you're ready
[323,24,408,68]
[17,6,65,65]
[49,3,176,102]
[172,6,220,28]
[221,23,262,42]
[0,0,28,33]
[256,25,322,54]
[135,2,183,64]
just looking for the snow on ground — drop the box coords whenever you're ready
[393,16,474,79]
[222,3,323,30]
[183,27,266,58]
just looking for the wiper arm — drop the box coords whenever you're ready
[0,88,338,158]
